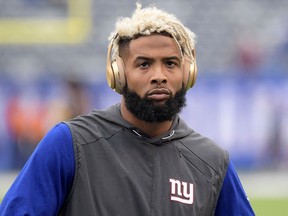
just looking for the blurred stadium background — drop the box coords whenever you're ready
[0,0,288,214]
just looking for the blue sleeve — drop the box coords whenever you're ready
[0,123,75,215]
[215,161,255,216]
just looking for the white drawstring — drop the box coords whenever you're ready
[132,129,175,141]
[162,130,175,140]
[132,129,142,137]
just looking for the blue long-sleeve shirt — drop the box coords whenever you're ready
[0,123,255,215]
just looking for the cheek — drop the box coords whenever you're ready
[125,74,148,94]
[126,72,144,85]
[125,67,149,84]
[169,73,184,88]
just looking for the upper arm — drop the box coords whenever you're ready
[214,161,255,216]
[0,123,75,215]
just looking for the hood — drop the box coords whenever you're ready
[93,104,193,146]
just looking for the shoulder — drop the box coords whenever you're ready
[24,122,74,175]
[43,122,72,145]
[22,123,74,163]
[215,161,255,215]
[175,117,229,173]
[179,130,229,176]
[0,123,75,215]
[64,105,128,145]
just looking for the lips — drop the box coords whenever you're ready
[147,88,171,101]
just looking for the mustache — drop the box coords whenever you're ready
[146,88,172,97]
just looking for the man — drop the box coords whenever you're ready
[0,3,255,215]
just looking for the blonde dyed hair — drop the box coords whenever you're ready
[109,3,196,60]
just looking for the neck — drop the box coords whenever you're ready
[120,98,173,137]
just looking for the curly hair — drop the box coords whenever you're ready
[109,3,196,60]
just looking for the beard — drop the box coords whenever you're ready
[122,84,186,123]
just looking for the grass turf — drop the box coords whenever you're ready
[250,197,288,216]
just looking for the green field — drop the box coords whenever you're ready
[1,196,287,215]
[250,198,288,216]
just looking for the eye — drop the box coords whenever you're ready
[138,61,150,69]
[166,61,177,68]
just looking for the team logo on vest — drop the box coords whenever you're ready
[169,178,194,204]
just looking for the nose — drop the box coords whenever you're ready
[150,65,167,85]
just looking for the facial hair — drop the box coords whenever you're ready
[122,85,186,123]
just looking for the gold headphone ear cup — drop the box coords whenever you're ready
[106,59,116,90]
[117,56,126,91]
[186,61,197,90]
[183,54,197,91]
[106,33,125,94]
[106,36,116,90]
[183,60,193,91]
[112,56,126,94]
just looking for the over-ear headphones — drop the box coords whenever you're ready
[106,33,198,94]
[106,34,126,94]
[183,49,198,91]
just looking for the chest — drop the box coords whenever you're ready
[65,133,220,216]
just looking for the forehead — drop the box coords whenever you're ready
[128,34,181,58]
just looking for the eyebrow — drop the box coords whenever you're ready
[134,56,151,61]
[134,56,181,62]
[164,56,181,62]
